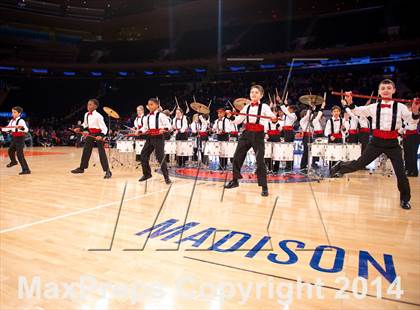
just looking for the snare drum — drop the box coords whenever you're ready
[176,141,194,156]
[272,143,294,161]
[204,141,220,156]
[324,144,346,161]
[116,140,134,153]
[135,140,146,155]
[310,143,327,157]
[164,141,177,155]
[219,141,237,158]
[247,142,273,158]
[345,144,361,161]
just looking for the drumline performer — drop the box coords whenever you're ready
[278,98,297,171]
[190,113,209,164]
[71,99,112,179]
[133,105,147,162]
[310,100,326,168]
[331,79,420,210]
[265,107,282,174]
[224,85,277,196]
[172,108,189,167]
[402,102,419,177]
[138,98,172,184]
[2,106,31,175]
[324,105,348,169]
[212,108,232,170]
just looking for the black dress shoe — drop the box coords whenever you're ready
[19,170,31,175]
[224,180,239,189]
[400,201,411,210]
[261,187,269,197]
[164,177,172,185]
[104,170,112,179]
[331,172,343,178]
[330,161,343,177]
[6,162,18,168]
[71,168,84,174]
[138,175,152,182]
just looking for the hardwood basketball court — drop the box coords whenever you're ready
[0,147,419,309]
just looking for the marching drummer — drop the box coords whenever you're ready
[172,108,189,167]
[224,84,276,196]
[226,109,240,141]
[324,105,348,169]
[265,107,282,174]
[138,98,172,184]
[212,108,231,170]
[190,113,209,164]
[133,105,147,162]
[278,99,297,171]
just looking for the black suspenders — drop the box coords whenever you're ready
[376,102,398,130]
[147,113,160,129]
[246,104,263,124]
[330,118,342,134]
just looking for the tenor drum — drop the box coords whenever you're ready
[116,139,134,153]
[164,141,177,155]
[176,141,194,156]
[272,143,294,161]
[346,144,362,161]
[247,142,273,158]
[324,144,346,161]
[219,141,237,158]
[310,143,327,157]
[204,141,220,156]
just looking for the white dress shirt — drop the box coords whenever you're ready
[279,105,297,127]
[2,117,29,135]
[233,102,276,127]
[82,110,108,135]
[144,111,171,130]
[213,117,232,133]
[349,101,414,131]
[172,116,188,133]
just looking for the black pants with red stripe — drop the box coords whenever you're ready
[140,135,169,179]
[337,138,411,202]
[403,134,419,176]
[283,130,295,170]
[232,131,267,187]
[8,136,30,172]
[80,135,109,171]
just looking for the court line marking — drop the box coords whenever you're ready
[184,256,420,307]
[0,181,193,234]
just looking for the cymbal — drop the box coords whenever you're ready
[299,95,324,106]
[103,106,120,119]
[233,98,251,111]
[190,102,210,114]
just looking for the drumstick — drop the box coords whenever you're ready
[227,100,235,111]
[0,125,23,129]
[331,91,420,104]
[174,96,180,109]
[185,100,190,114]
[275,88,280,101]
[208,99,212,108]
[68,128,104,140]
